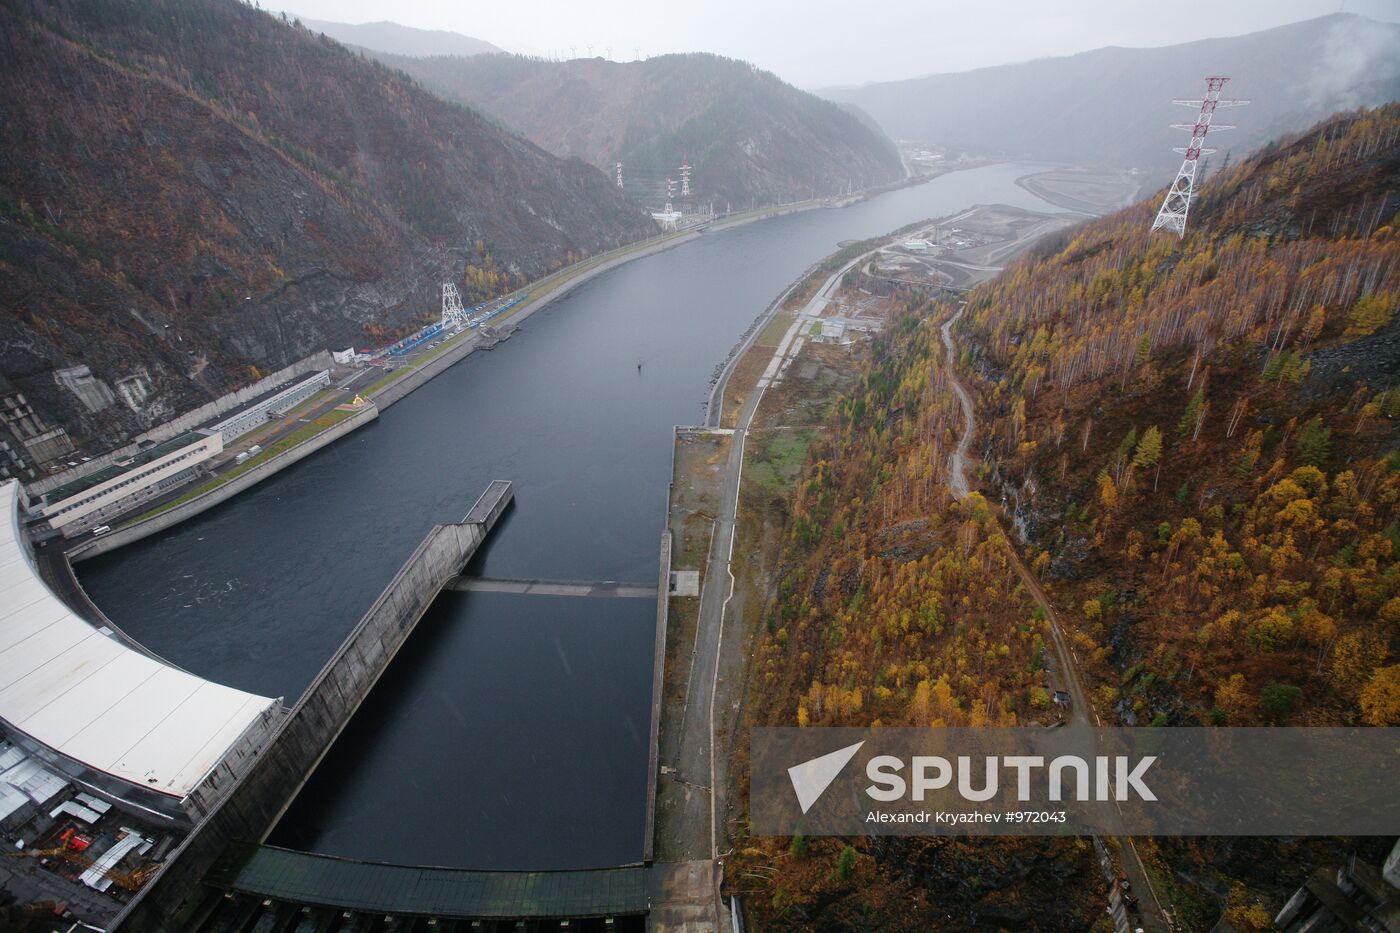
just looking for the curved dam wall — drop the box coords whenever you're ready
[110,481,513,932]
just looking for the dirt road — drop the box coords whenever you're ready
[939,307,1173,933]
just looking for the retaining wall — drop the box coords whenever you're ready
[68,404,378,563]
[110,481,513,932]
[643,530,671,864]
[372,336,482,410]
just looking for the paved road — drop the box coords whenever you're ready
[939,307,1173,933]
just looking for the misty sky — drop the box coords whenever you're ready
[272,0,1400,88]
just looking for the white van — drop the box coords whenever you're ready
[92,525,112,537]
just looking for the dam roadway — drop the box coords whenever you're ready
[78,164,1069,881]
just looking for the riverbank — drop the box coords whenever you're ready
[1014,166,1144,215]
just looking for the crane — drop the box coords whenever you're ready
[3,845,162,891]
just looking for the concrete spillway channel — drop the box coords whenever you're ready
[112,481,514,931]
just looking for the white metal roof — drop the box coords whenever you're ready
[0,783,27,822]
[1,758,67,804]
[1,480,278,799]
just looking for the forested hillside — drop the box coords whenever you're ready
[0,0,653,451]
[367,52,905,210]
[733,105,1399,928]
[962,104,1399,732]
[735,293,1107,930]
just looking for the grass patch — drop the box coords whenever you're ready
[746,428,815,491]
[363,368,407,396]
[757,310,796,346]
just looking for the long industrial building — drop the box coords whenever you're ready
[0,480,283,821]
[40,430,223,537]
[207,369,330,444]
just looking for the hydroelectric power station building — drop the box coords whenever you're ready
[36,370,331,537]
[0,480,282,821]
[38,431,224,537]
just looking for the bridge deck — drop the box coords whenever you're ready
[207,846,649,919]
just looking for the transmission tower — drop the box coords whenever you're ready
[442,282,465,328]
[679,161,692,198]
[616,161,624,189]
[1151,76,1248,237]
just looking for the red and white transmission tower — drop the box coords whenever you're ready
[1150,76,1248,237]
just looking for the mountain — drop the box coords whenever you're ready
[0,0,654,452]
[733,103,1399,926]
[297,17,503,58]
[366,52,906,210]
[962,105,1400,730]
[821,14,1400,175]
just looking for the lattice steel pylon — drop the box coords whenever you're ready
[442,281,465,328]
[1151,76,1248,237]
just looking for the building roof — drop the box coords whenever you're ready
[1,480,278,799]
[203,370,329,434]
[44,432,210,504]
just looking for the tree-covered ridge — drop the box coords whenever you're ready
[752,301,1058,730]
[736,295,1104,930]
[958,104,1400,729]
[733,106,1398,929]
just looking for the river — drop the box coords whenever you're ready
[79,162,1064,869]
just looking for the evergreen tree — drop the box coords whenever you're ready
[1296,416,1331,467]
[1178,392,1204,436]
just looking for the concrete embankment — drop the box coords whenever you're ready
[110,481,513,932]
[644,531,672,864]
[67,403,379,563]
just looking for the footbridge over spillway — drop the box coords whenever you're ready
[112,481,516,932]
[194,846,650,931]
[448,576,659,599]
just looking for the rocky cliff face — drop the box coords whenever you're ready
[371,52,906,212]
[0,0,656,455]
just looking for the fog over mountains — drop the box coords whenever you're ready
[298,17,503,57]
[820,14,1400,175]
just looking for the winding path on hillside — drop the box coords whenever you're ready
[939,307,1174,933]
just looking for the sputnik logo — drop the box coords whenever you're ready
[787,741,864,814]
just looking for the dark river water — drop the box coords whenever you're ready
[79,163,1061,869]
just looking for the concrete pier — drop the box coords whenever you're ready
[110,481,513,932]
